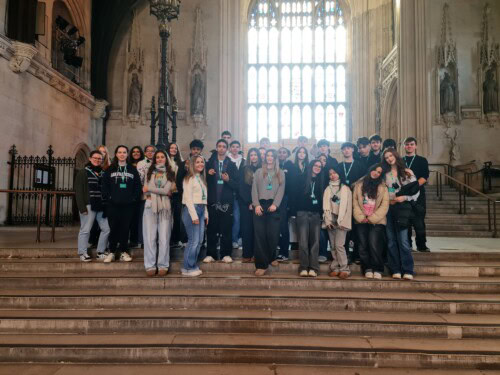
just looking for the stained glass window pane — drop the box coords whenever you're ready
[326,105,335,141]
[315,105,325,139]
[269,106,279,142]
[281,66,291,103]
[269,27,279,63]
[281,105,291,139]
[259,28,268,63]
[249,28,257,64]
[337,65,346,102]
[337,104,346,142]
[292,66,301,102]
[303,66,312,102]
[336,25,346,63]
[326,65,335,102]
[258,67,268,103]
[302,105,312,138]
[292,105,301,139]
[291,27,302,63]
[269,66,278,103]
[315,66,324,102]
[281,27,291,63]
[325,26,335,62]
[302,27,313,63]
[315,27,324,63]
[258,106,268,139]
[248,106,257,143]
[248,67,257,104]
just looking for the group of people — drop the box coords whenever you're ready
[75,131,429,280]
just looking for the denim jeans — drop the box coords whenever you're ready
[386,209,414,275]
[232,197,240,244]
[319,229,329,258]
[182,204,205,272]
[78,205,110,255]
[143,201,171,271]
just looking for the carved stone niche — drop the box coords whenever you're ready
[435,3,459,127]
[9,41,38,73]
[478,4,500,128]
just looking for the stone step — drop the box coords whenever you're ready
[426,224,491,231]
[1,259,500,277]
[426,230,494,238]
[1,309,499,338]
[1,364,498,375]
[426,217,490,224]
[1,289,499,314]
[1,272,500,293]
[1,333,499,368]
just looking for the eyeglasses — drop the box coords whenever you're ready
[91,157,103,162]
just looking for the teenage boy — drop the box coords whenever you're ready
[228,140,245,249]
[75,151,110,261]
[221,131,232,143]
[277,147,293,261]
[404,137,430,252]
[368,134,383,166]
[205,139,239,263]
[355,137,371,173]
[259,137,271,150]
[317,139,339,174]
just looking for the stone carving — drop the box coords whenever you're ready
[92,99,109,119]
[444,127,460,165]
[435,3,459,126]
[483,69,499,114]
[127,73,142,117]
[187,7,208,128]
[8,41,38,74]
[376,46,398,136]
[478,4,499,127]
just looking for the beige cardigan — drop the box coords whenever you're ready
[323,183,352,230]
[353,182,389,225]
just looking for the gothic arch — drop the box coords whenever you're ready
[381,76,399,144]
[73,142,91,169]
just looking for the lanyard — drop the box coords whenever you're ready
[195,175,206,200]
[343,161,354,180]
[267,172,274,187]
[218,161,224,179]
[155,172,164,188]
[310,181,316,199]
[117,165,127,183]
[405,155,416,169]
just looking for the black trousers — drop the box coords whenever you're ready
[207,204,233,260]
[408,194,427,250]
[129,201,142,244]
[357,223,386,273]
[108,203,135,256]
[253,206,281,270]
[239,201,254,259]
[171,193,185,243]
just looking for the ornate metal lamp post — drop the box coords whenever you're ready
[149,0,181,150]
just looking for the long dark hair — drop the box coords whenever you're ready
[146,150,175,183]
[304,159,323,195]
[381,148,411,180]
[294,146,309,170]
[128,146,144,165]
[110,145,129,169]
[167,143,182,165]
[244,148,262,185]
[362,164,384,199]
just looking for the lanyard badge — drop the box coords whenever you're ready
[343,161,354,185]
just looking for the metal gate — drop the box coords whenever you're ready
[7,145,76,226]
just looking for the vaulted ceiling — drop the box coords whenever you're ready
[91,0,139,99]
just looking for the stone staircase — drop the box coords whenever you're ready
[425,185,499,238]
[0,247,499,372]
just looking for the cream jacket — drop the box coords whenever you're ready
[323,182,352,230]
[352,182,389,225]
[182,175,208,221]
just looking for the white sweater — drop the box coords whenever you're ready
[182,175,208,221]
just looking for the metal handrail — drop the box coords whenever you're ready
[430,171,498,238]
[0,189,75,243]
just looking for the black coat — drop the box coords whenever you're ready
[206,154,238,206]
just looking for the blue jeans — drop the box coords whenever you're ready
[278,195,290,257]
[182,205,205,272]
[78,205,110,255]
[386,209,414,275]
[319,229,329,258]
[232,198,240,244]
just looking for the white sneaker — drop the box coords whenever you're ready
[79,253,91,262]
[232,242,239,249]
[182,269,203,277]
[373,272,382,280]
[120,252,132,262]
[308,270,317,277]
[104,253,115,263]
[403,273,414,280]
[299,270,308,277]
[392,273,402,279]
[365,272,374,279]
[203,256,215,263]
[96,252,108,261]
[222,256,233,264]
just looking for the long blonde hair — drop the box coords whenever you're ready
[184,155,207,186]
[262,149,283,185]
[98,145,111,170]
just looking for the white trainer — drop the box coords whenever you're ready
[104,253,115,263]
[299,270,308,277]
[120,252,132,262]
[392,273,402,279]
[365,272,374,279]
[373,272,382,280]
[403,274,414,280]
[222,256,233,264]
[203,256,215,263]
[308,270,317,277]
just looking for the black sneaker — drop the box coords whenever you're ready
[417,247,431,252]
[276,255,288,262]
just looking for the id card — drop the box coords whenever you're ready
[266,184,273,190]
[217,180,224,185]
[312,199,318,205]
[120,183,127,189]
[388,187,395,193]
[346,180,350,185]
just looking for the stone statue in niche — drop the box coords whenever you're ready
[190,73,205,116]
[127,73,142,117]
[483,69,499,114]
[440,72,456,115]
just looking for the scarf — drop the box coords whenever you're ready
[148,168,171,216]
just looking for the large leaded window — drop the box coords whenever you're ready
[247,0,348,143]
